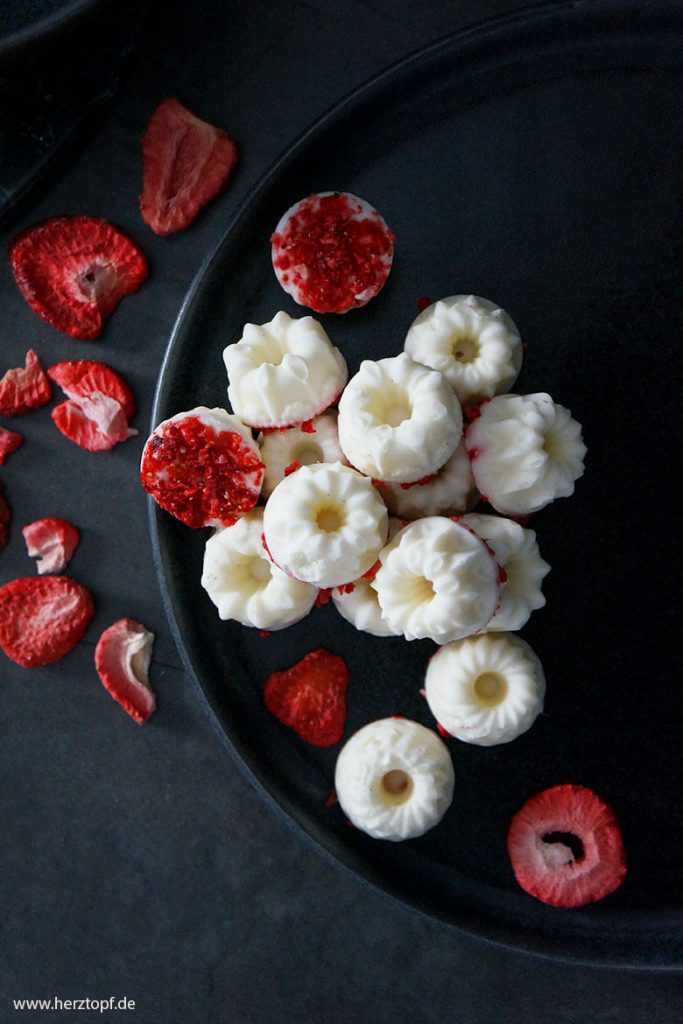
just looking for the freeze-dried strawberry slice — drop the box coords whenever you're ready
[9,216,148,340]
[94,618,156,723]
[140,97,239,235]
[0,426,24,465]
[507,784,627,908]
[0,575,94,667]
[22,518,80,574]
[48,359,136,451]
[141,408,263,528]
[264,649,348,747]
[0,482,11,550]
[0,349,51,417]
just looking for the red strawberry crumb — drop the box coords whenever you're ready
[299,419,316,434]
[400,473,436,490]
[436,722,454,740]
[361,560,380,581]
[48,360,136,452]
[9,217,147,340]
[371,478,387,490]
[417,296,432,311]
[0,426,24,464]
[0,575,94,667]
[140,97,239,236]
[324,790,338,808]
[0,482,11,550]
[259,630,271,639]
[141,413,263,529]
[22,518,80,574]
[507,784,627,908]
[336,582,355,594]
[284,460,301,477]
[0,350,51,417]
[315,588,332,607]
[94,618,155,723]
[264,648,348,747]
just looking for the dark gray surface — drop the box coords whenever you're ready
[1,1,682,1020]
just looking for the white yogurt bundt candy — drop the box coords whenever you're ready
[263,462,388,588]
[259,412,349,498]
[381,438,477,519]
[201,508,317,630]
[372,517,501,644]
[465,393,586,515]
[424,632,545,746]
[332,518,405,637]
[337,353,463,483]
[334,717,455,840]
[404,294,523,404]
[224,311,348,429]
[460,513,550,632]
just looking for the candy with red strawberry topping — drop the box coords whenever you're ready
[0,575,94,667]
[271,191,395,314]
[22,517,80,574]
[141,406,263,528]
[9,216,148,340]
[0,349,51,417]
[264,648,349,747]
[0,426,24,465]
[95,618,156,723]
[140,97,239,235]
[507,784,627,907]
[48,360,136,451]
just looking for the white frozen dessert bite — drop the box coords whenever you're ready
[424,632,546,746]
[371,516,501,644]
[465,392,586,515]
[380,438,478,519]
[332,517,405,637]
[404,294,523,405]
[337,352,462,483]
[259,411,349,498]
[334,717,455,840]
[460,512,550,632]
[201,508,317,630]
[223,311,348,429]
[263,462,388,588]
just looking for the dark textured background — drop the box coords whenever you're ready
[1,1,682,1021]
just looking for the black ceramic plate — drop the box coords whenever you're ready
[150,0,683,969]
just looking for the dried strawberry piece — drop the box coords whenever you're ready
[22,517,80,574]
[9,216,148,340]
[0,575,94,667]
[141,410,263,528]
[264,649,348,747]
[0,482,11,550]
[507,784,627,908]
[48,359,136,451]
[94,618,156,723]
[140,97,239,235]
[0,426,24,465]
[0,350,51,417]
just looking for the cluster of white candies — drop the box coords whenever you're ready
[201,297,586,841]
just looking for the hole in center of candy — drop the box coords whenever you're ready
[315,503,344,533]
[374,385,412,428]
[294,443,323,466]
[473,671,508,706]
[249,557,273,583]
[450,333,479,363]
[542,831,585,862]
[380,769,413,804]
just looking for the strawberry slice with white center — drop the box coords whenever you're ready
[9,216,148,340]
[94,618,156,723]
[507,783,627,907]
[48,360,136,451]
[22,517,80,574]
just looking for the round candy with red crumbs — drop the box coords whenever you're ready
[141,406,264,529]
[95,618,156,723]
[271,191,395,314]
[507,784,627,907]
[0,576,94,668]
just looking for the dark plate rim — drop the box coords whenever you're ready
[0,0,112,60]
[148,0,683,972]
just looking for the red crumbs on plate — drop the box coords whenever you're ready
[417,296,432,311]
[507,784,627,908]
[141,414,263,528]
[48,360,136,451]
[9,216,148,340]
[94,618,156,723]
[140,97,239,235]
[271,191,394,314]
[264,648,349,747]
[0,426,24,465]
[22,518,80,574]
[0,575,94,667]
[0,349,51,417]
